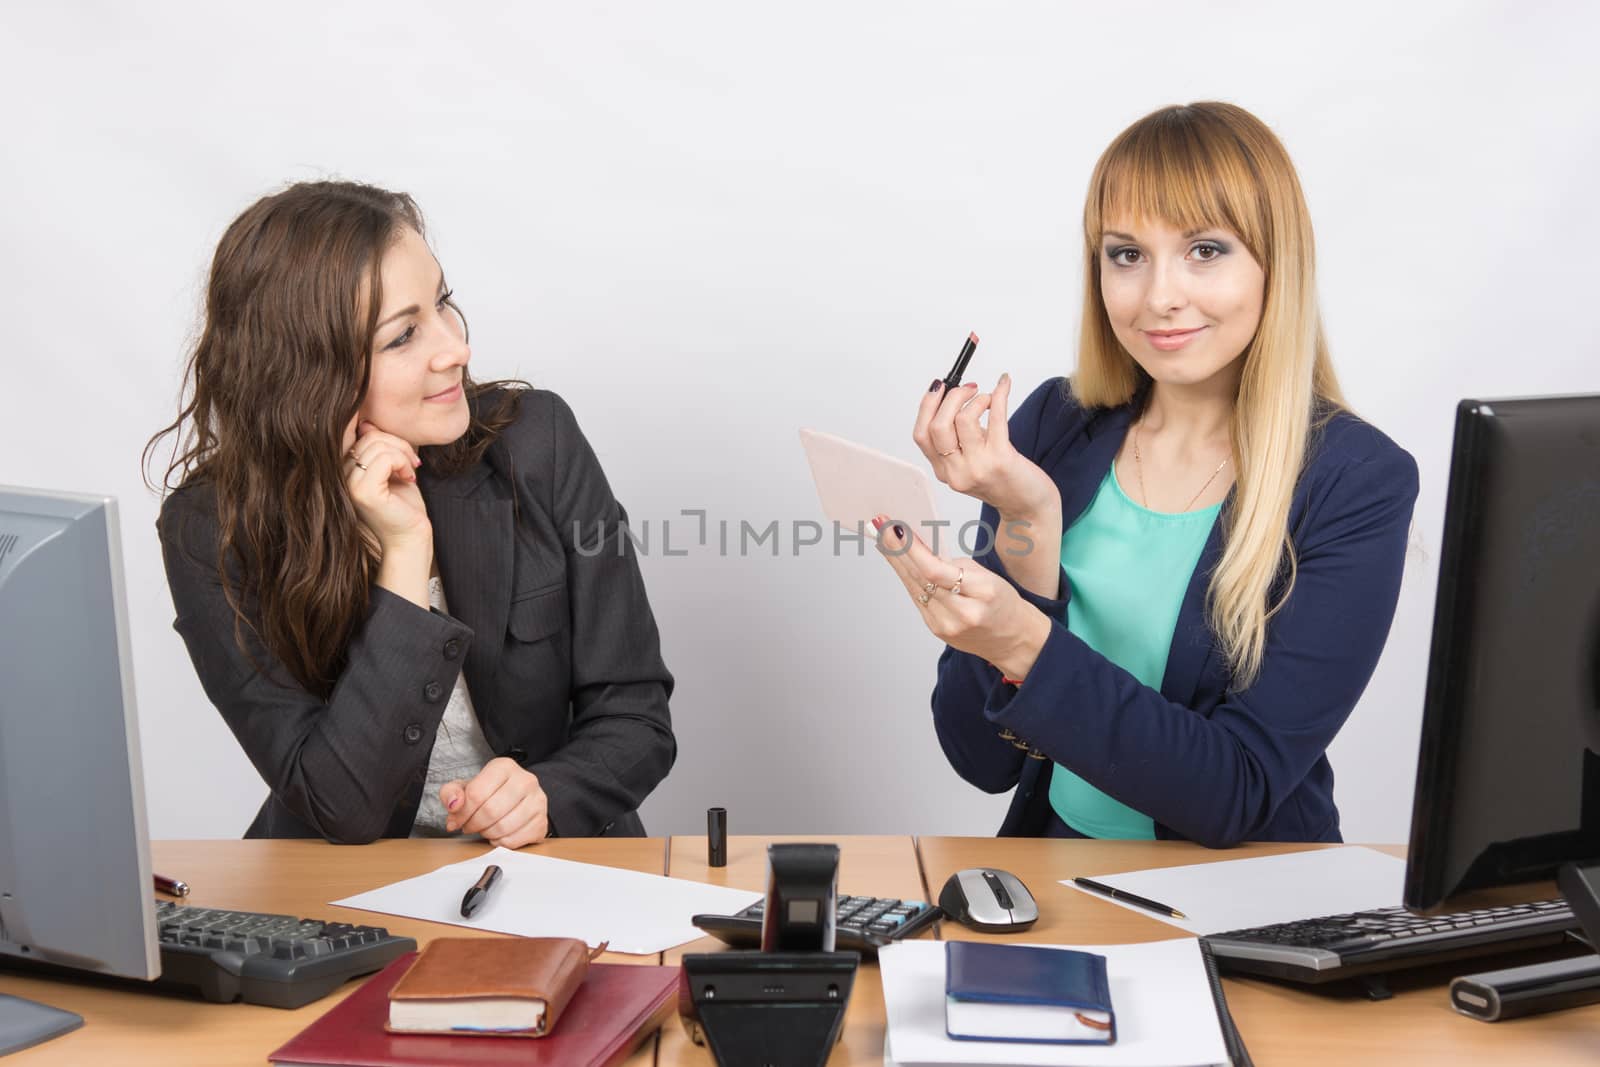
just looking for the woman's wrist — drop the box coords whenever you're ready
[991,609,1053,683]
[992,510,1063,601]
[995,476,1062,530]
[376,536,434,609]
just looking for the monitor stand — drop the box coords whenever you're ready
[1559,862,1600,952]
[0,993,84,1055]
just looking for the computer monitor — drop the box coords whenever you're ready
[1402,396,1600,932]
[0,487,158,1052]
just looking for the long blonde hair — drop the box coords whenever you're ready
[1073,102,1346,690]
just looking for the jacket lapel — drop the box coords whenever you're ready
[418,459,514,706]
[1047,404,1135,529]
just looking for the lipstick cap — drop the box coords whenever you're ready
[707,806,727,867]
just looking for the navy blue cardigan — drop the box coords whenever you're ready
[932,377,1419,847]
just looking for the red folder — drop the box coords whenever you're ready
[268,953,678,1067]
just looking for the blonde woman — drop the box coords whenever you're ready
[875,102,1417,847]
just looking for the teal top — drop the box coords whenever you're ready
[1048,464,1221,839]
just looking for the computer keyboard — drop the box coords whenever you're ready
[154,900,416,1008]
[692,895,941,956]
[1204,898,1580,984]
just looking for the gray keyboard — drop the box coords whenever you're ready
[153,900,415,1007]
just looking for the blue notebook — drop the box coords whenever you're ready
[944,941,1116,1045]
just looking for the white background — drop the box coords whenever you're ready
[1,3,1595,843]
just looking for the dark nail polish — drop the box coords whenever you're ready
[929,378,944,393]
[893,524,905,539]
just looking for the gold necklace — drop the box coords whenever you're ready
[1133,420,1230,513]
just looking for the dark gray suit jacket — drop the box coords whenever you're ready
[158,389,675,843]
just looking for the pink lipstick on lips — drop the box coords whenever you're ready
[424,381,462,403]
[1143,326,1206,352]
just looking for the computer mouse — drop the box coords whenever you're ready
[938,867,1039,933]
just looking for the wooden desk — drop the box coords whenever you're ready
[6,837,1598,1065]
[918,836,1600,1067]
[2,838,668,1067]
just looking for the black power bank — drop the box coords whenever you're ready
[1450,952,1600,1021]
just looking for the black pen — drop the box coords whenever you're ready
[460,864,502,918]
[1073,877,1187,920]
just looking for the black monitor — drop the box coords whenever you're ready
[1402,396,1600,941]
[0,487,159,1053]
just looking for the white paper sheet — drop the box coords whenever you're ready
[331,846,763,954]
[1064,846,1406,935]
[879,938,1227,1067]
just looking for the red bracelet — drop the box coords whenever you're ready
[987,661,1025,687]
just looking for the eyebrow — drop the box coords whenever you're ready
[1103,228,1213,242]
[376,272,448,330]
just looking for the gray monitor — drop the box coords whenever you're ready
[0,487,158,1053]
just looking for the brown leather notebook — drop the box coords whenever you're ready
[386,937,596,1037]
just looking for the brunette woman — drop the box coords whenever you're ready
[149,181,674,845]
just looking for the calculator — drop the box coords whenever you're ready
[691,894,943,956]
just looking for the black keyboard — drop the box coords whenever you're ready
[692,895,941,956]
[1204,898,1580,984]
[154,900,416,1008]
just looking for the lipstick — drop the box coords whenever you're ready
[942,332,979,390]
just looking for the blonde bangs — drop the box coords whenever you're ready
[1089,126,1268,268]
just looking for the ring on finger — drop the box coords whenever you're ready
[353,459,369,471]
[938,448,958,457]
[916,591,931,606]
[922,582,937,596]
[949,567,964,595]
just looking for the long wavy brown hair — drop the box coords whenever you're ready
[145,180,523,697]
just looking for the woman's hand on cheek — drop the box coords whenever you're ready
[345,420,430,553]
[441,757,551,849]
[873,516,1052,682]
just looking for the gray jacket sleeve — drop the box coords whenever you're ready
[158,488,472,844]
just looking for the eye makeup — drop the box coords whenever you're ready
[380,284,457,351]
[1101,237,1231,265]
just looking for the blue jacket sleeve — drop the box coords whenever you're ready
[930,378,1072,793]
[986,447,1418,847]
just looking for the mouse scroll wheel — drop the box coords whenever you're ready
[983,871,1015,910]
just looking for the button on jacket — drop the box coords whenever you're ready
[932,378,1419,847]
[159,388,676,843]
